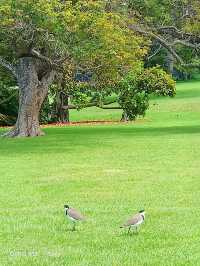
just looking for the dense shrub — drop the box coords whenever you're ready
[118,67,176,120]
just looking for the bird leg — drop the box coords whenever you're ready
[72,222,76,231]
[128,226,131,234]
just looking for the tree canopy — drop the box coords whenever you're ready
[0,0,148,136]
[0,0,146,84]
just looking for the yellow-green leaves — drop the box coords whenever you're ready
[0,0,147,88]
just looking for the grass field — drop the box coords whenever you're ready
[1,79,200,265]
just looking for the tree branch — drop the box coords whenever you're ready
[182,63,200,68]
[157,26,200,43]
[30,49,53,66]
[99,106,122,109]
[147,45,162,60]
[0,57,17,77]
[172,40,200,49]
[131,24,200,68]
[63,105,122,110]
[62,98,118,110]
[40,70,56,87]
[30,49,63,70]
[129,25,184,64]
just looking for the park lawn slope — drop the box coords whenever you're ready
[0,80,200,265]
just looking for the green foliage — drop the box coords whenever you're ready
[137,67,176,97]
[185,0,200,34]
[70,87,91,110]
[0,68,18,125]
[119,91,149,120]
[118,67,176,120]
[0,0,147,86]
[118,72,149,120]
[128,0,189,26]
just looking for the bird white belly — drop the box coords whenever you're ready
[67,215,76,222]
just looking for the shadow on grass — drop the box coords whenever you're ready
[44,124,200,137]
[117,230,141,238]
[1,123,200,140]
[1,124,200,155]
[1,124,200,141]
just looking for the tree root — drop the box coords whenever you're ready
[2,127,45,138]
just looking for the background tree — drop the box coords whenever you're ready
[127,0,200,72]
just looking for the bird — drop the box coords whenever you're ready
[120,209,145,233]
[64,205,85,231]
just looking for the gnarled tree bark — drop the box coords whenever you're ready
[3,57,56,137]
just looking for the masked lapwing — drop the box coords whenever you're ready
[120,210,145,233]
[64,205,85,231]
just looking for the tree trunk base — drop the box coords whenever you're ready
[121,111,129,122]
[2,126,45,138]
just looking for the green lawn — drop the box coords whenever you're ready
[1,79,200,265]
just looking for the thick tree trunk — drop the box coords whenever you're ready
[56,92,70,123]
[3,57,56,137]
[6,85,46,137]
[121,111,129,122]
[64,95,70,123]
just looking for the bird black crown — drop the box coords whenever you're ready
[139,209,145,213]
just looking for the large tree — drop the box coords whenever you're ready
[0,0,147,137]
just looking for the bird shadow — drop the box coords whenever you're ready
[116,230,141,238]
